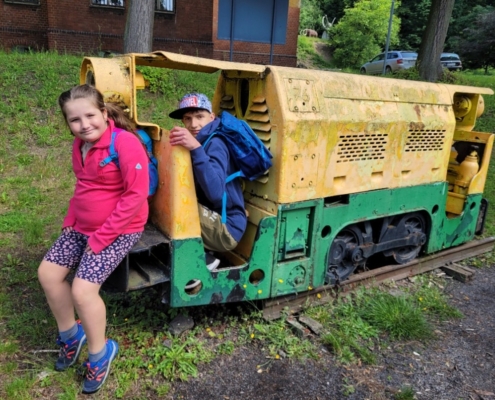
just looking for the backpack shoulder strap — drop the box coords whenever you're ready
[99,130,120,168]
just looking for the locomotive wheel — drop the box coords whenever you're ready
[327,225,365,284]
[392,213,426,264]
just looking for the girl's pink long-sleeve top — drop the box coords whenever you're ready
[63,120,149,254]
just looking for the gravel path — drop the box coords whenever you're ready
[169,265,495,400]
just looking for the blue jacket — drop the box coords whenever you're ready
[190,118,247,242]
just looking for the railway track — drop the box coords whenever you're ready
[262,236,495,320]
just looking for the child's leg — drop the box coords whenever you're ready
[71,278,106,354]
[38,260,76,331]
[72,232,142,354]
[38,230,87,331]
[198,204,238,252]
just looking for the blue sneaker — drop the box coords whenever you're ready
[81,339,119,394]
[55,321,87,371]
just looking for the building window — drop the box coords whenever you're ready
[91,0,124,8]
[156,0,174,13]
[5,0,40,5]
[218,0,288,45]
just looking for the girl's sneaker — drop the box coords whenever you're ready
[55,320,87,371]
[81,339,119,394]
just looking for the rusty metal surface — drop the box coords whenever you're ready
[262,236,495,320]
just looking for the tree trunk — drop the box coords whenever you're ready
[417,0,455,82]
[124,0,155,53]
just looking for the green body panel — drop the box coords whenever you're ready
[313,183,481,288]
[169,183,481,307]
[428,193,482,252]
[170,216,278,307]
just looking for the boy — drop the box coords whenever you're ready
[169,93,247,271]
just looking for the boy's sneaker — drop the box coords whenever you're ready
[206,252,220,271]
[55,320,87,372]
[81,339,119,394]
[185,279,201,290]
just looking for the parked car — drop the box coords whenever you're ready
[440,53,462,71]
[360,51,417,75]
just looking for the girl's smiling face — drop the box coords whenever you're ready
[64,98,108,143]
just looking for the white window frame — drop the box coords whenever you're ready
[90,0,124,9]
[155,0,174,13]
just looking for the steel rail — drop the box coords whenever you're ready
[262,237,495,320]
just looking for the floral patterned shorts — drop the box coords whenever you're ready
[43,230,142,285]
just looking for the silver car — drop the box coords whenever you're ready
[360,51,418,74]
[440,53,462,71]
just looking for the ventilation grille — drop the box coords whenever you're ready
[405,129,446,152]
[219,94,271,183]
[337,133,388,163]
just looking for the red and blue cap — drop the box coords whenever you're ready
[169,92,212,119]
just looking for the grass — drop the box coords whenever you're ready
[304,275,462,365]
[0,49,493,398]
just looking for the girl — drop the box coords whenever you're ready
[38,84,149,394]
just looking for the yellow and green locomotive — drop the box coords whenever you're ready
[80,51,494,308]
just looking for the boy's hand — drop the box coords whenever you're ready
[169,126,201,150]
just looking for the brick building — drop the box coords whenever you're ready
[0,0,300,66]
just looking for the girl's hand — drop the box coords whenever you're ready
[85,245,94,255]
[63,226,74,234]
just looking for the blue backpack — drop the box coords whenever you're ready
[203,111,273,222]
[100,129,159,196]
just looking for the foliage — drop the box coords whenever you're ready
[300,0,325,33]
[451,8,495,73]
[394,385,415,400]
[304,0,495,74]
[396,0,431,50]
[360,291,432,340]
[250,314,318,359]
[297,36,336,69]
[330,0,401,69]
[321,0,357,23]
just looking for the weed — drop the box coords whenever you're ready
[155,383,171,396]
[394,385,415,400]
[216,340,236,355]
[415,283,463,320]
[5,376,36,400]
[146,338,201,381]
[4,254,23,268]
[361,292,432,340]
[250,316,318,359]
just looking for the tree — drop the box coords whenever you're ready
[300,0,325,33]
[396,0,430,50]
[416,0,455,81]
[331,0,401,69]
[454,9,495,73]
[124,0,155,53]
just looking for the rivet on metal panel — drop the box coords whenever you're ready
[311,154,315,159]
[309,181,313,186]
[292,183,296,188]
[306,80,310,84]
[294,106,299,111]
[263,194,268,200]
[312,107,316,112]
[289,79,292,83]
[294,155,299,160]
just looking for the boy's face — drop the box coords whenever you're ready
[182,109,215,136]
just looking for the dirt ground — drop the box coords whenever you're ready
[167,265,495,400]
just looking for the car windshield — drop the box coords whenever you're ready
[441,55,460,61]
